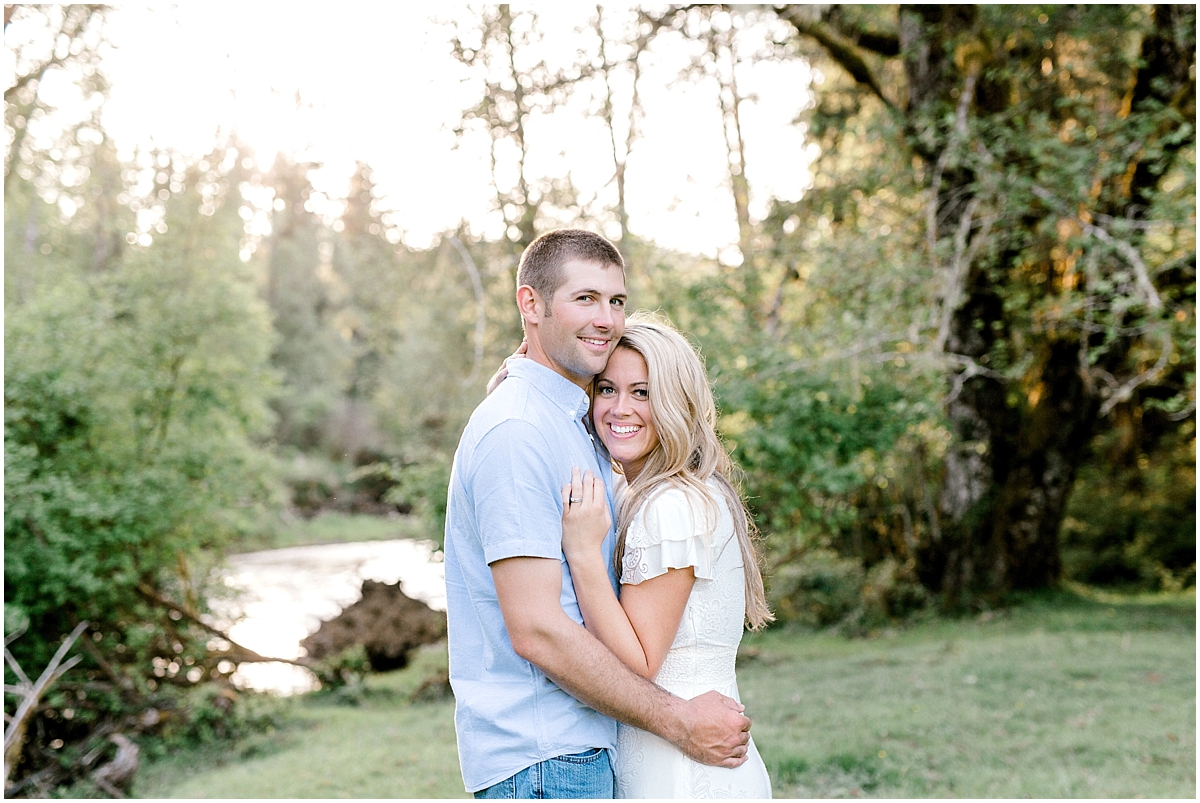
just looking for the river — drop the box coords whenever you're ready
[215,539,446,695]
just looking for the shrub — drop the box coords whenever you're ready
[768,550,866,628]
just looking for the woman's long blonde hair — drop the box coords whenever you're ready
[601,312,773,630]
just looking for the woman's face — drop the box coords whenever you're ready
[593,347,658,480]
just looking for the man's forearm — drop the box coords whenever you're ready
[514,608,686,740]
[493,555,748,767]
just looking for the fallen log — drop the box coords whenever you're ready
[301,580,446,671]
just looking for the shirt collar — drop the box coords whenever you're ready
[507,358,592,420]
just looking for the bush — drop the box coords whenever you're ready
[4,151,279,789]
[859,558,932,627]
[308,644,372,693]
[768,550,865,628]
[382,451,453,547]
[164,685,284,748]
[1061,425,1196,591]
[768,551,931,632]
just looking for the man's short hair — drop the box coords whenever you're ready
[516,229,625,305]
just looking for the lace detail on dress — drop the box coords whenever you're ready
[654,644,737,692]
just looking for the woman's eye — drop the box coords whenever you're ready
[633,389,648,399]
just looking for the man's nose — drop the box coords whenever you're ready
[593,302,614,330]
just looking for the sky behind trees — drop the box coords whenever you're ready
[47,4,816,255]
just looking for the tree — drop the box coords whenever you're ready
[591,5,654,255]
[5,138,280,787]
[261,154,352,452]
[451,5,590,260]
[769,4,1195,603]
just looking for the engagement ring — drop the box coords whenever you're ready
[569,496,583,504]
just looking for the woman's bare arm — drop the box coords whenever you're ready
[560,469,695,679]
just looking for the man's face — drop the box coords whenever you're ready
[531,258,627,386]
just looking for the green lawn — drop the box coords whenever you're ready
[235,511,435,553]
[134,590,1195,799]
[132,645,466,799]
[744,591,1196,798]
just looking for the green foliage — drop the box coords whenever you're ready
[859,558,934,626]
[719,360,918,548]
[755,4,1197,601]
[768,549,866,627]
[260,159,506,496]
[308,644,372,699]
[4,142,278,758]
[1062,424,1197,590]
[380,453,453,548]
[768,551,932,632]
[262,156,352,452]
[158,686,285,750]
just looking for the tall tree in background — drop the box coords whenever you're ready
[591,5,652,255]
[5,135,280,783]
[772,4,1195,603]
[325,162,399,459]
[262,154,351,452]
[451,5,589,261]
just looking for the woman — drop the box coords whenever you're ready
[559,312,773,798]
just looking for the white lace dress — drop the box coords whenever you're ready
[614,482,772,799]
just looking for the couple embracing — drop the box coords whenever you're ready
[444,229,773,799]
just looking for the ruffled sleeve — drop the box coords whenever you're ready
[621,487,715,585]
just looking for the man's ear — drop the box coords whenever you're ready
[516,285,543,327]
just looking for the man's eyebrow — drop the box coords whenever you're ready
[570,287,626,298]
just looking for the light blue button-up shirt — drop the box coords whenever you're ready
[444,358,619,793]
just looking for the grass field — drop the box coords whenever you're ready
[235,511,434,553]
[132,645,466,799]
[134,590,1195,799]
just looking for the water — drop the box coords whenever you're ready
[215,539,446,695]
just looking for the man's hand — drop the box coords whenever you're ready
[674,690,752,768]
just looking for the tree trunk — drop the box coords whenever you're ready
[930,337,1101,605]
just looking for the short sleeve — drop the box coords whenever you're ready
[470,420,563,564]
[621,487,715,585]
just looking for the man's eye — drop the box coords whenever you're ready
[578,295,594,303]
[611,298,625,307]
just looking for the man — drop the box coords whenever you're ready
[444,229,752,798]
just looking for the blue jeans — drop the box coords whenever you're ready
[474,748,614,799]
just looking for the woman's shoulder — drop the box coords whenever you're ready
[628,480,725,545]
[621,477,740,584]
